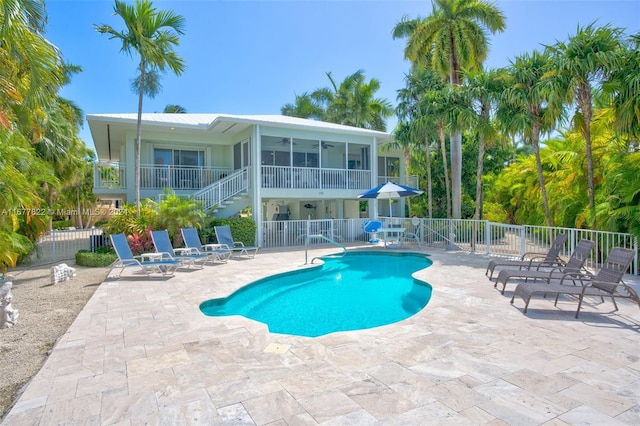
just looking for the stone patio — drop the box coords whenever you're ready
[3,245,640,425]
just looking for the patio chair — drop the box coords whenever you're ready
[485,233,567,279]
[109,233,181,278]
[214,225,259,258]
[494,239,594,295]
[363,219,382,243]
[403,217,423,247]
[180,227,231,263]
[150,229,210,268]
[511,247,638,318]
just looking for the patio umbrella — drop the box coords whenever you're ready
[357,181,424,217]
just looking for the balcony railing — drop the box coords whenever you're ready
[93,163,232,190]
[377,175,419,188]
[94,163,416,192]
[261,166,371,190]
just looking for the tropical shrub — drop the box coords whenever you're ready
[101,189,206,252]
[152,188,205,246]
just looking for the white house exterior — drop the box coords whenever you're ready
[88,113,414,246]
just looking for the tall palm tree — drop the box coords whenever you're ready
[461,68,506,220]
[546,22,623,213]
[95,0,186,214]
[607,32,640,146]
[395,70,435,217]
[392,0,505,218]
[498,50,558,227]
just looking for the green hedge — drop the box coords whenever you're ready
[52,220,73,230]
[75,249,117,267]
[202,217,257,246]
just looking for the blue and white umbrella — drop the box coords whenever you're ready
[357,181,423,216]
[358,181,423,200]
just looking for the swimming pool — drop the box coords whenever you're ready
[200,251,433,337]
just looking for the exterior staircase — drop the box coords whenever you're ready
[192,167,250,217]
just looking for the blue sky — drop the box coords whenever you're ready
[45,0,640,153]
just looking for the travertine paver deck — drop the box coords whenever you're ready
[3,245,640,425]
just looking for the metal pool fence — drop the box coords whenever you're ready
[31,219,638,275]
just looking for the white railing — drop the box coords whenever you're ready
[261,218,638,275]
[377,175,419,188]
[193,167,249,211]
[30,228,106,265]
[94,162,126,189]
[262,166,371,190]
[93,163,232,190]
[32,219,638,275]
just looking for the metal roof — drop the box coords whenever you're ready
[87,113,391,161]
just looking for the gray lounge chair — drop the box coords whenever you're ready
[109,233,181,278]
[151,229,210,268]
[181,227,232,262]
[511,247,638,318]
[214,225,259,258]
[494,239,594,294]
[486,233,567,279]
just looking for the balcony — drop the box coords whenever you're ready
[93,163,232,190]
[261,165,371,190]
[93,163,409,193]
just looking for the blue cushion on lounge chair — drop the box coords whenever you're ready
[181,228,232,262]
[109,233,180,278]
[214,225,259,258]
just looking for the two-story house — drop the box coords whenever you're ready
[88,113,413,246]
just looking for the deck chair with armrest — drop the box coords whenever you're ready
[486,233,567,279]
[403,217,423,247]
[180,227,231,263]
[214,225,259,258]
[494,239,594,295]
[150,229,210,268]
[109,233,181,278]
[511,247,638,318]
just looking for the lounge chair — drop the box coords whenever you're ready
[486,233,567,279]
[180,227,231,262]
[109,233,181,278]
[494,239,594,295]
[511,247,639,318]
[150,229,210,268]
[214,225,259,258]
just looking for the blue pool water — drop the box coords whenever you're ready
[200,252,433,337]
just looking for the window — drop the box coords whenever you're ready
[155,148,204,167]
[378,156,399,177]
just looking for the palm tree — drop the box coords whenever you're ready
[546,22,624,213]
[461,68,506,220]
[95,0,186,215]
[163,104,187,113]
[281,92,324,120]
[392,0,505,218]
[283,70,393,131]
[395,70,435,217]
[498,50,558,227]
[608,32,640,146]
